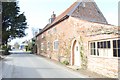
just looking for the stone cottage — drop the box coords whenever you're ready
[36,0,119,78]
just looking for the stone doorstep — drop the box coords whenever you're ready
[67,65,80,70]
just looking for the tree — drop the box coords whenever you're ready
[2,2,27,45]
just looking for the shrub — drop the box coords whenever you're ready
[2,45,11,55]
[62,60,69,65]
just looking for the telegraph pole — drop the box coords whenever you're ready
[0,1,2,50]
[0,1,2,58]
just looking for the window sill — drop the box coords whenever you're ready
[89,55,120,59]
[53,49,58,51]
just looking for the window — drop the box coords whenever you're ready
[48,30,51,34]
[113,40,120,57]
[53,27,56,33]
[90,42,96,55]
[97,41,110,49]
[90,40,111,57]
[97,41,111,57]
[76,46,78,51]
[41,34,44,38]
[41,43,44,50]
[53,40,59,50]
[47,41,50,50]
[90,39,120,57]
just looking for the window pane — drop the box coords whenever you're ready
[97,42,100,48]
[90,43,93,48]
[94,49,96,55]
[101,42,103,48]
[99,42,101,48]
[118,40,120,48]
[97,49,99,56]
[118,49,120,57]
[107,41,110,48]
[113,49,117,57]
[113,40,116,48]
[47,42,50,49]
[93,42,95,48]
[41,43,44,50]
[104,41,106,48]
[91,49,93,55]
[91,49,95,55]
[54,41,58,50]
[76,46,78,51]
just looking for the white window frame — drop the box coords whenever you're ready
[89,39,113,58]
[47,41,50,50]
[90,42,96,56]
[53,40,59,51]
[113,39,120,57]
[89,38,120,59]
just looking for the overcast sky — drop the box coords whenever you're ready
[9,0,119,45]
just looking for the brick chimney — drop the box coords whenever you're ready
[49,11,56,24]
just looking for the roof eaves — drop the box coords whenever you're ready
[36,15,69,37]
[36,1,81,37]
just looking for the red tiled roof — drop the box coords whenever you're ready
[50,2,78,26]
[36,0,108,37]
[36,2,79,37]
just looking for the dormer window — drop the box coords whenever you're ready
[48,30,51,34]
[41,34,44,38]
[53,27,57,33]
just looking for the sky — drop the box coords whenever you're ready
[9,0,119,45]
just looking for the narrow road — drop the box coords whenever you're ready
[2,54,89,78]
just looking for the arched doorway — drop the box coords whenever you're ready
[71,40,81,67]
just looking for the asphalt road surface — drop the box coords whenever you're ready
[1,53,89,78]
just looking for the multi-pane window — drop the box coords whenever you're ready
[113,40,120,57]
[90,39,120,57]
[54,40,59,50]
[97,41,111,57]
[97,41,110,48]
[90,42,96,55]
